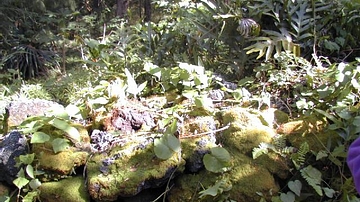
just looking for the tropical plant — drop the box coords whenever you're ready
[2,45,59,80]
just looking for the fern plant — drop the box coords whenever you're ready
[246,0,336,60]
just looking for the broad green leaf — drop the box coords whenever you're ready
[31,132,50,143]
[29,178,41,190]
[13,176,29,189]
[166,134,181,152]
[323,187,335,198]
[49,118,81,142]
[210,147,231,162]
[288,180,302,196]
[19,154,35,165]
[280,191,295,202]
[203,147,231,173]
[52,138,70,153]
[26,165,34,179]
[154,138,173,160]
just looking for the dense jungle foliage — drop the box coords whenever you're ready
[0,0,360,201]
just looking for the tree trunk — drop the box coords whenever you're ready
[116,0,129,18]
[144,0,151,22]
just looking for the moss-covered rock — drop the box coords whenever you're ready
[220,107,276,154]
[39,176,90,202]
[35,148,88,176]
[169,154,280,201]
[86,137,185,201]
[277,116,340,152]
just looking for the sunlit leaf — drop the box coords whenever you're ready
[154,138,173,160]
[49,118,81,142]
[203,147,231,173]
[13,176,29,189]
[52,138,70,153]
[26,165,34,179]
[29,178,41,190]
[19,154,35,165]
[31,132,50,143]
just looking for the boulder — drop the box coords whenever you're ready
[0,131,28,184]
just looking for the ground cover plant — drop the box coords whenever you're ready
[0,0,360,201]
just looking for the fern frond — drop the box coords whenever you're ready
[291,141,309,169]
[300,165,323,196]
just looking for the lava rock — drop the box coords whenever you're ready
[0,131,28,184]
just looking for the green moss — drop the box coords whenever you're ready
[222,127,274,155]
[34,147,88,175]
[39,176,90,202]
[169,153,279,202]
[87,138,185,201]
[254,152,290,179]
[277,116,340,152]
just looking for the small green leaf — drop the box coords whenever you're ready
[13,177,29,189]
[31,132,50,143]
[154,138,173,160]
[323,187,335,198]
[19,154,35,165]
[52,138,70,153]
[316,150,328,160]
[29,178,41,190]
[203,147,231,173]
[199,180,230,198]
[288,180,302,196]
[20,120,44,133]
[26,165,34,179]
[331,145,347,157]
[280,191,295,202]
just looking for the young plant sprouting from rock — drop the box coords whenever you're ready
[154,119,181,160]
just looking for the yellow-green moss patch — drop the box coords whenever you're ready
[39,176,90,202]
